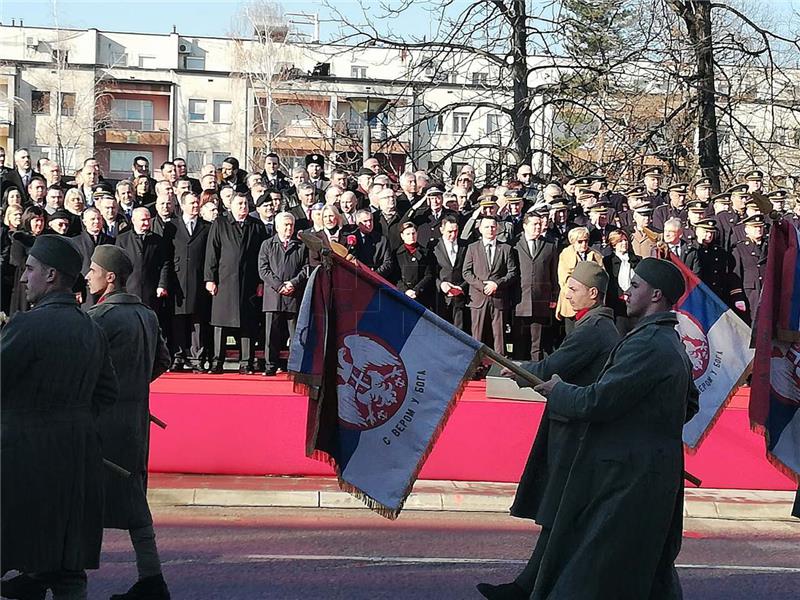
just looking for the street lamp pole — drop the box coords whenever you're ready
[347,95,389,164]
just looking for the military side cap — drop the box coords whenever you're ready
[571,261,609,295]
[357,167,374,177]
[694,218,717,231]
[634,258,685,304]
[741,214,766,226]
[767,189,789,200]
[711,192,731,205]
[29,234,82,280]
[744,169,764,182]
[91,244,133,279]
[48,208,73,222]
[726,183,749,197]
[694,177,713,189]
[305,153,324,167]
[642,165,665,178]
[423,185,444,197]
[478,195,498,208]
[668,182,689,194]
[686,199,708,213]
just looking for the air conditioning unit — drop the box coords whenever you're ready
[26,37,39,49]
[178,43,191,54]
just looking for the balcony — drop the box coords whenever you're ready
[95,119,170,146]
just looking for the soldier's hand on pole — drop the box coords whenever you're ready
[534,374,562,398]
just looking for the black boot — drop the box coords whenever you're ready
[476,581,527,600]
[110,574,170,599]
[0,574,47,600]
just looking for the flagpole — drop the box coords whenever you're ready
[480,345,545,388]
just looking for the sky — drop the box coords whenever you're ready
[1,0,798,42]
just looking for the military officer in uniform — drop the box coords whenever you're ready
[710,192,738,251]
[641,165,668,207]
[477,262,620,600]
[683,200,708,245]
[743,169,772,215]
[651,182,689,232]
[730,214,768,324]
[86,245,172,600]
[630,206,656,258]
[305,153,329,192]
[693,176,713,204]
[684,219,734,305]
[767,189,789,215]
[1,235,118,600]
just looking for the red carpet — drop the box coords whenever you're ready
[148,374,795,490]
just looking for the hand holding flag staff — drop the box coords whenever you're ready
[288,233,542,519]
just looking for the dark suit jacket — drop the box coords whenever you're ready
[432,238,468,309]
[514,237,558,319]
[257,236,308,313]
[462,239,518,310]
[1,169,32,203]
[115,230,171,309]
[393,245,435,309]
[163,218,210,316]
[352,230,393,278]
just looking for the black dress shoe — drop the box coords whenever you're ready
[476,581,527,600]
[208,362,224,374]
[110,574,171,599]
[263,367,277,376]
[170,362,187,373]
[238,364,255,375]
[0,574,47,600]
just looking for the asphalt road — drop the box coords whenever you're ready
[87,507,800,599]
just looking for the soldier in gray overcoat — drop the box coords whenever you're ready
[531,258,699,600]
[86,245,171,600]
[1,235,118,600]
[477,261,620,600]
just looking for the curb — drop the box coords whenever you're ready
[147,482,799,522]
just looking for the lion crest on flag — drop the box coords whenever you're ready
[337,333,408,429]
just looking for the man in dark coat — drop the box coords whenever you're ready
[462,215,518,357]
[513,212,558,361]
[651,182,689,232]
[86,245,171,600]
[531,258,699,600]
[351,209,393,279]
[72,207,113,310]
[1,235,118,600]
[204,192,267,374]
[164,191,212,371]
[477,261,619,600]
[393,222,436,309]
[257,212,308,375]
[260,152,290,192]
[116,207,171,310]
[730,214,769,324]
[432,214,469,332]
[683,218,735,306]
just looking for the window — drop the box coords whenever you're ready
[486,113,501,136]
[31,90,50,115]
[185,56,205,71]
[110,99,154,130]
[59,92,76,117]
[187,151,205,173]
[351,66,367,79]
[138,55,156,68]
[472,72,488,85]
[212,152,229,167]
[452,112,469,134]
[110,150,152,173]
[213,100,232,124]
[428,114,444,134]
[51,49,68,63]
[188,99,207,122]
[110,52,128,67]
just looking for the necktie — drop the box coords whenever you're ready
[283,240,289,250]
[486,244,494,267]
[671,244,679,257]
[188,220,194,236]
[449,243,457,265]
[528,240,535,257]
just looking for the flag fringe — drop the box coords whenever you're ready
[684,365,753,454]
[747,420,800,484]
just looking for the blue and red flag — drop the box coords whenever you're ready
[750,220,800,482]
[668,255,753,449]
[288,251,482,518]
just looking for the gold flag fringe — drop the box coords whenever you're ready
[748,420,800,484]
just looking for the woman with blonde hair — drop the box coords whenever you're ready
[555,226,604,333]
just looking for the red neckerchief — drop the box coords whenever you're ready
[403,243,418,254]
[576,307,591,321]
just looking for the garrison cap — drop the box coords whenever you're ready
[668,182,689,194]
[573,177,594,189]
[642,165,665,178]
[741,214,766,226]
[744,169,764,182]
[634,258,685,304]
[693,177,713,189]
[478,195,498,208]
[711,192,732,205]
[357,167,374,177]
[423,185,445,198]
[29,234,82,280]
[91,244,133,279]
[686,199,708,213]
[694,218,717,231]
[571,261,609,295]
[503,189,524,202]
[726,183,750,197]
[767,189,789,200]
[633,206,653,216]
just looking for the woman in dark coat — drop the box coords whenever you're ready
[393,222,435,309]
[602,229,640,336]
[9,206,47,315]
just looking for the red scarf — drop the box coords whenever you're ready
[576,307,591,321]
[403,243,418,254]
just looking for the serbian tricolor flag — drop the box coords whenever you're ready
[750,220,800,482]
[288,250,482,518]
[667,255,754,449]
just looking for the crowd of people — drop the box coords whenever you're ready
[1,145,798,376]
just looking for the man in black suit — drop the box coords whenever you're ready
[164,191,212,371]
[288,184,317,232]
[72,207,112,310]
[432,214,469,332]
[0,147,34,203]
[0,146,10,178]
[306,153,329,192]
[411,185,455,249]
[374,189,406,251]
[260,152,290,192]
[257,212,308,376]
[462,215,518,357]
[173,157,202,195]
[204,193,267,374]
[115,207,171,310]
[220,156,249,194]
[96,192,130,240]
[395,171,419,216]
[513,212,558,361]
[352,209,393,278]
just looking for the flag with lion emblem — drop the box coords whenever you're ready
[288,252,482,518]
[667,254,754,449]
